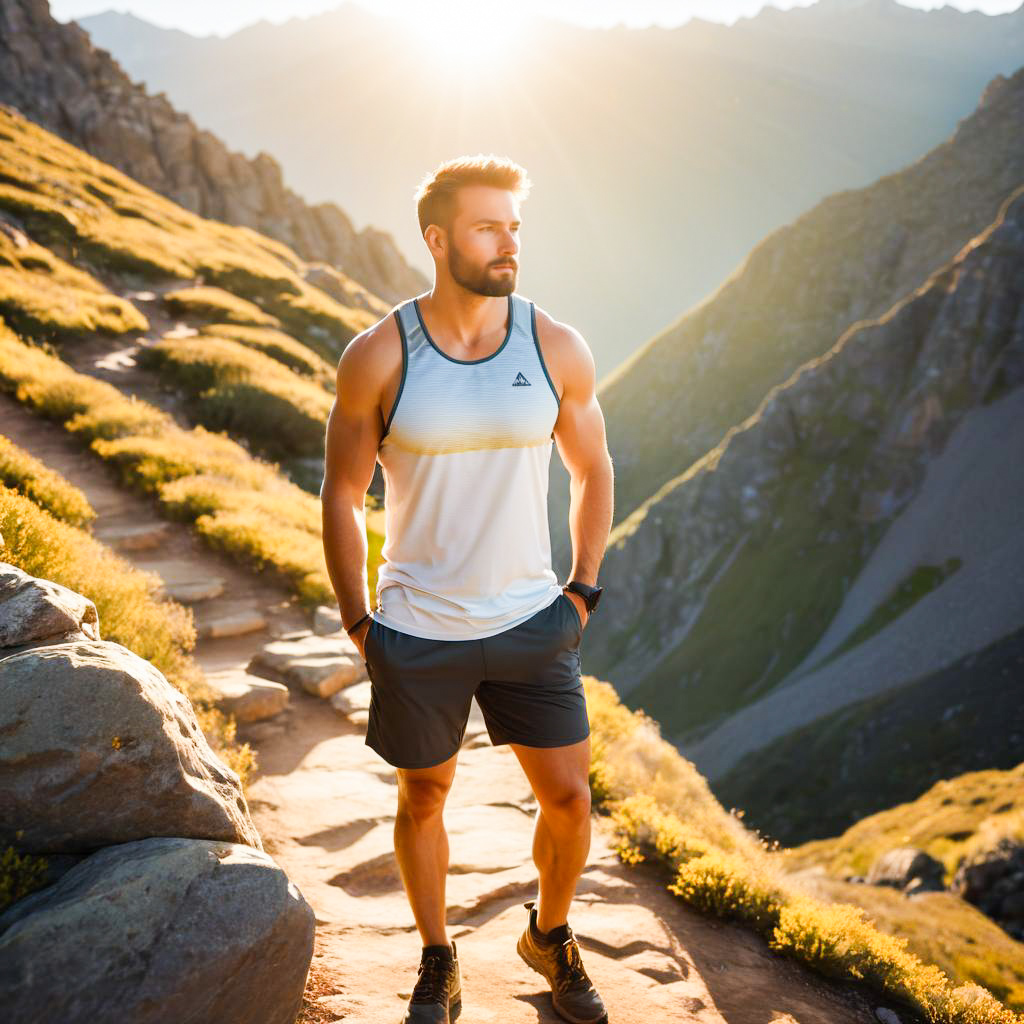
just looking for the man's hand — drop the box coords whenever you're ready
[563,586,590,631]
[352,618,372,661]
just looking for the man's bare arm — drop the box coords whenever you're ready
[541,312,614,596]
[320,325,387,641]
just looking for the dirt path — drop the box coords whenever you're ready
[2,389,883,1024]
[241,689,882,1024]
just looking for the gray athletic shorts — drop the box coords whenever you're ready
[363,592,588,770]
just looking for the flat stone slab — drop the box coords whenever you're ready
[313,604,343,635]
[249,634,366,697]
[204,669,290,723]
[330,680,373,717]
[198,611,267,640]
[94,521,171,551]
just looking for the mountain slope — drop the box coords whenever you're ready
[589,176,1024,793]
[591,63,1024,540]
[0,0,426,306]
[74,0,1024,382]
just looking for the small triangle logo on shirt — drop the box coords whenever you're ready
[513,372,531,386]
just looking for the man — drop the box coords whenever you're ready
[321,154,614,1024]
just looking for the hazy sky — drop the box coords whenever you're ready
[50,0,1023,37]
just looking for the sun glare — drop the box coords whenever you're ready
[401,2,526,68]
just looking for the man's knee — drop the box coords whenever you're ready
[396,769,454,821]
[539,783,591,827]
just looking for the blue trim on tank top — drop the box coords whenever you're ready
[382,308,409,439]
[530,300,560,409]
[413,293,514,365]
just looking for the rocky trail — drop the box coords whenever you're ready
[1,375,884,1023]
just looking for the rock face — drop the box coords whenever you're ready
[951,838,1024,941]
[1,637,263,854]
[0,562,99,648]
[0,0,427,306]
[0,561,314,1023]
[865,847,946,893]
[0,837,315,1024]
[590,179,1024,766]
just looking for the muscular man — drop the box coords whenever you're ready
[321,154,614,1024]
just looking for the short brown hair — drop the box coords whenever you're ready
[414,154,531,236]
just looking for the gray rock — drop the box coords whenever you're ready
[0,836,314,1024]
[0,639,262,854]
[203,670,290,723]
[0,561,99,649]
[951,837,1024,939]
[248,632,365,696]
[313,603,342,635]
[330,679,372,716]
[866,847,946,892]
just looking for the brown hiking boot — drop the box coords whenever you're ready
[399,940,462,1023]
[516,900,609,1024]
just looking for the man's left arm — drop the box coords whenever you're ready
[550,322,614,628]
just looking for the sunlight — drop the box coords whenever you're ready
[398,1,527,69]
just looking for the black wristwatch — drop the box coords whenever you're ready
[565,580,603,613]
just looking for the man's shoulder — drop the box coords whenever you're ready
[530,302,587,351]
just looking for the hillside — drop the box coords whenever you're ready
[0,0,427,307]
[0,44,1020,1023]
[589,62,1024,542]
[72,0,1024,381]
[585,175,1024,839]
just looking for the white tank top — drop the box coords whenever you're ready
[372,292,564,640]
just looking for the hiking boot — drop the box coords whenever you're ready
[400,939,462,1023]
[516,900,608,1024]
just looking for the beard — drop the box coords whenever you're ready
[447,242,516,297]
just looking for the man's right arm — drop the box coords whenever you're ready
[320,324,386,653]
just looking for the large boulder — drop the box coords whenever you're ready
[0,562,99,650]
[866,846,946,893]
[0,836,315,1024]
[951,838,1024,940]
[0,638,262,854]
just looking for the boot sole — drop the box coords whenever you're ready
[516,935,609,1024]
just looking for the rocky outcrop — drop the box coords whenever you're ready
[951,838,1024,941]
[1,637,263,853]
[0,562,315,1023]
[591,178,1024,760]
[0,0,427,307]
[587,63,1024,540]
[861,847,946,894]
[0,836,314,1024]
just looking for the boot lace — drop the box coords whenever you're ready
[410,953,452,1005]
[554,936,591,995]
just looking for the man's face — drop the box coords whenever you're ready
[443,185,520,297]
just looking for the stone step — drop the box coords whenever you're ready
[248,633,367,698]
[94,521,171,552]
[203,670,290,723]
[197,610,267,640]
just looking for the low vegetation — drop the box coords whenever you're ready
[0,434,94,527]
[583,677,1023,1021]
[0,105,376,358]
[137,333,333,459]
[0,320,384,605]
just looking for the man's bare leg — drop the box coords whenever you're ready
[393,749,460,947]
[509,736,592,932]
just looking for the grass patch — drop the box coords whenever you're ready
[0,224,148,341]
[0,321,383,606]
[585,677,1024,1021]
[0,104,374,358]
[163,285,282,328]
[0,434,95,527]
[804,557,963,675]
[137,334,333,459]
[204,323,334,385]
